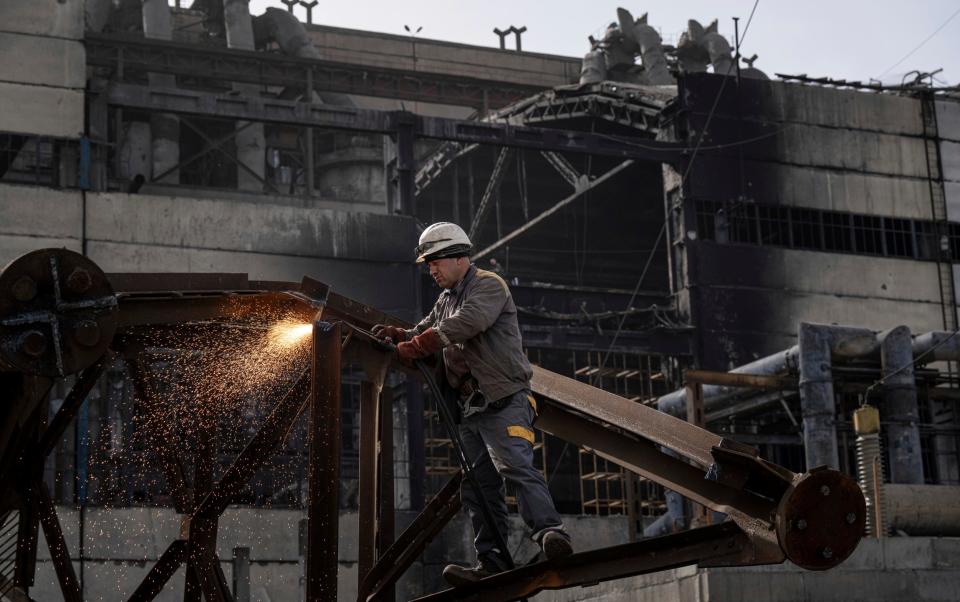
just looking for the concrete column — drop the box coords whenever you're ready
[878,326,924,484]
[141,0,180,184]
[798,322,841,469]
[223,0,266,191]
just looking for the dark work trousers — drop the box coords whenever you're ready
[458,389,566,558]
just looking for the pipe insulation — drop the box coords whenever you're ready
[656,347,800,416]
[142,0,180,184]
[252,8,356,107]
[657,323,881,418]
[912,331,960,363]
[878,326,924,484]
[886,484,960,536]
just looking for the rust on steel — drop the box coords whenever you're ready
[376,385,397,602]
[358,379,381,595]
[0,248,117,377]
[411,522,753,602]
[531,366,724,469]
[306,321,342,601]
[36,482,81,602]
[363,473,463,602]
[530,365,864,572]
[684,369,797,390]
[0,250,868,602]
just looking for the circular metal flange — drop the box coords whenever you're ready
[776,467,866,570]
[0,249,116,376]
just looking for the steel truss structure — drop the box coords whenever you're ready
[413,81,672,196]
[1,248,866,601]
[85,33,541,111]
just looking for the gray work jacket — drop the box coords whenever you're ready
[408,265,532,402]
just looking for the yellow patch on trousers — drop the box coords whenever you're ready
[507,425,535,444]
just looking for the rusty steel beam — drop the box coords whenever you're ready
[193,371,310,518]
[531,366,726,470]
[536,402,779,528]
[36,483,81,602]
[376,387,396,602]
[362,473,463,602]
[684,369,797,390]
[186,411,220,602]
[127,539,190,602]
[686,382,705,428]
[531,366,866,571]
[115,291,321,329]
[13,481,39,589]
[411,522,754,602]
[190,552,233,602]
[357,380,381,593]
[306,322,342,601]
[686,383,710,527]
[35,356,107,460]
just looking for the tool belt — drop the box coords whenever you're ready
[457,377,508,418]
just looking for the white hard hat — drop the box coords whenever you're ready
[414,222,472,263]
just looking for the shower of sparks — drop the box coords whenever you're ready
[87,304,317,511]
[266,320,314,350]
[73,300,325,599]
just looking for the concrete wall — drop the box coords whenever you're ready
[23,502,960,602]
[0,0,85,138]
[693,244,945,366]
[687,160,935,219]
[0,183,420,320]
[677,75,960,366]
[28,506,643,601]
[705,537,960,602]
[301,24,581,90]
[939,100,960,223]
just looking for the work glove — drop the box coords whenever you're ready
[397,327,444,362]
[372,324,408,343]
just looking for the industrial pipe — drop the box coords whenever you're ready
[252,8,356,107]
[797,323,878,469]
[878,326,924,484]
[656,347,800,416]
[886,484,960,536]
[912,331,960,362]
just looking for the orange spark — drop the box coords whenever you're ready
[266,320,313,349]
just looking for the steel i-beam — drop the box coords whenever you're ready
[306,321,342,601]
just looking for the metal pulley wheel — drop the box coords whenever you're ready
[0,249,117,376]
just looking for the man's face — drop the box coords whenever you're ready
[427,257,468,289]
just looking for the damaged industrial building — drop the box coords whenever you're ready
[1,0,959,600]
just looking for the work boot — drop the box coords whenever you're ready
[442,553,508,587]
[541,530,573,561]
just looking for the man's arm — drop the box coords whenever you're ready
[435,274,508,345]
[407,297,442,337]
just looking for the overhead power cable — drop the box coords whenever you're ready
[877,6,960,80]
[862,329,960,402]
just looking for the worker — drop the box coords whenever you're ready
[373,222,573,586]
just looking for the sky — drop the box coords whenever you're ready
[245,0,960,86]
